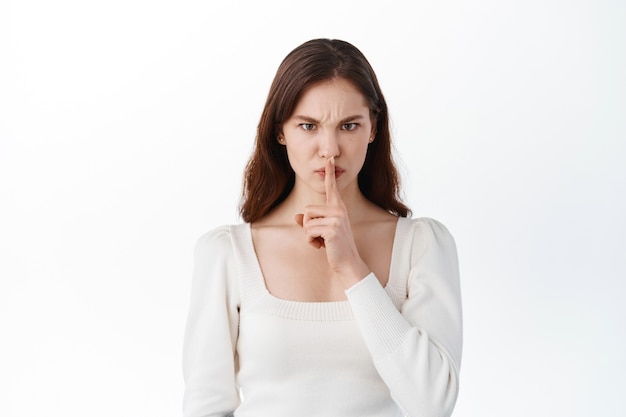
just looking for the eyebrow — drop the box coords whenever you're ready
[292,114,366,124]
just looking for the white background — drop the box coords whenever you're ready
[1,1,624,416]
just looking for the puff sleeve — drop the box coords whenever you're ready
[345,218,462,417]
[183,226,241,417]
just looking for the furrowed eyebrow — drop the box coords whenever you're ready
[291,115,366,124]
[339,115,365,124]
[292,115,320,123]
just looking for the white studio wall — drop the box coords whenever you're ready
[1,1,624,416]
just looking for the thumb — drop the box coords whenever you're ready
[294,213,304,227]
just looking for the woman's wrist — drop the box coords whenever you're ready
[339,259,371,289]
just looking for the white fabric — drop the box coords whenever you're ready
[183,217,462,417]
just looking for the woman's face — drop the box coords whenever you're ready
[280,77,375,198]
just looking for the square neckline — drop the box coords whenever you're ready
[243,216,406,305]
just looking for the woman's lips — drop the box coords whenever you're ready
[316,168,344,178]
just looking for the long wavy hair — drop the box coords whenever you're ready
[240,38,410,222]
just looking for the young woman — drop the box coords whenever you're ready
[183,39,463,417]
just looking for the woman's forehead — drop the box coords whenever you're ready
[290,78,369,120]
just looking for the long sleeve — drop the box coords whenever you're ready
[183,226,241,417]
[345,218,462,417]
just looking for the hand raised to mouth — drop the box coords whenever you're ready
[295,156,370,286]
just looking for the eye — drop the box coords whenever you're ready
[300,123,316,131]
[342,123,359,131]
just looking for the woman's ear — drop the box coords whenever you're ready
[369,125,377,143]
[276,126,286,144]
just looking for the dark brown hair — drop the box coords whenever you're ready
[240,38,410,222]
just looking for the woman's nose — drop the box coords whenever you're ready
[318,130,340,158]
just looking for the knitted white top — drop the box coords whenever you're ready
[183,217,462,417]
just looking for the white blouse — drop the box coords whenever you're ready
[183,217,462,417]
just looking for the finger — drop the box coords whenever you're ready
[310,237,324,249]
[325,156,340,206]
[301,205,343,223]
[297,213,325,248]
[305,224,326,248]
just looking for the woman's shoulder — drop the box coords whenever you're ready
[398,216,457,255]
[194,223,250,255]
[402,216,455,237]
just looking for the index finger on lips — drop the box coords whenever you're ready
[325,156,339,206]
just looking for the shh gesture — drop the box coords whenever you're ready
[295,157,370,286]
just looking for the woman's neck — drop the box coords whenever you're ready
[259,181,375,226]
